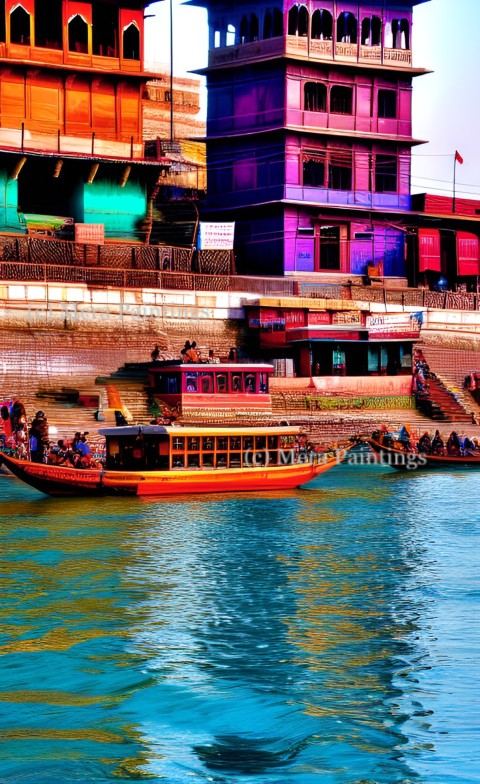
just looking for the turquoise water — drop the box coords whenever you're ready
[0,464,478,783]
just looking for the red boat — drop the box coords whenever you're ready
[0,424,345,497]
[366,437,480,470]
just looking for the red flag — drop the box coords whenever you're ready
[455,150,464,164]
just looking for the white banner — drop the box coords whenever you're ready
[198,222,235,250]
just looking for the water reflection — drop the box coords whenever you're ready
[0,467,478,783]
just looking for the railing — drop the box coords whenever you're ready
[0,256,479,310]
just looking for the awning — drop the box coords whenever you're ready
[457,231,480,276]
[418,228,441,272]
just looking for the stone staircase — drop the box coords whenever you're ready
[420,344,480,421]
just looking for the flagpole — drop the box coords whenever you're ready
[453,152,457,214]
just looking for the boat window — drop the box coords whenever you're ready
[154,372,180,394]
[280,434,295,448]
[143,436,169,469]
[229,452,241,468]
[186,373,198,392]
[200,373,214,393]
[188,437,200,451]
[202,437,214,451]
[242,436,254,450]
[187,454,200,468]
[259,372,268,393]
[268,451,278,465]
[172,436,185,450]
[216,374,228,393]
[217,437,228,451]
[229,436,241,450]
[172,454,184,468]
[255,436,266,449]
[203,453,214,467]
[216,454,227,468]
[268,435,278,449]
[232,374,242,392]
[245,374,256,393]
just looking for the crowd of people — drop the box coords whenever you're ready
[375,424,480,457]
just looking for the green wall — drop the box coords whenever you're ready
[83,178,147,240]
[0,171,19,233]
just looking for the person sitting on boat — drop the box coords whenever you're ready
[76,434,91,458]
[398,424,413,451]
[417,431,432,454]
[463,435,476,454]
[446,431,461,457]
[431,430,445,456]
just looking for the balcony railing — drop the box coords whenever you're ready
[209,37,412,68]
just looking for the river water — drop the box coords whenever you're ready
[0,463,478,784]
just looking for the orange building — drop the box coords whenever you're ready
[0,0,174,241]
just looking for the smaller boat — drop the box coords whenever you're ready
[0,425,346,497]
[366,437,480,470]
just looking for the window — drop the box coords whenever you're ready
[226,23,235,46]
[375,154,397,192]
[378,89,397,119]
[10,5,30,45]
[319,226,341,270]
[35,0,62,48]
[304,82,327,112]
[123,22,140,60]
[250,13,259,41]
[311,9,332,40]
[288,4,308,36]
[328,151,352,190]
[240,15,248,43]
[330,85,353,114]
[92,2,119,57]
[214,29,221,47]
[391,18,409,49]
[303,154,325,187]
[68,14,89,53]
[264,10,273,38]
[186,373,198,392]
[361,15,381,46]
[337,11,357,43]
[273,8,283,36]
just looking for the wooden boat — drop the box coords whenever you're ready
[0,425,344,497]
[366,437,480,470]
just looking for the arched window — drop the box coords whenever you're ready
[123,22,139,59]
[288,5,298,35]
[298,5,308,36]
[249,13,259,41]
[35,0,62,48]
[226,23,235,46]
[68,14,88,53]
[391,18,409,49]
[304,82,327,112]
[10,5,30,45]
[337,11,357,44]
[273,8,283,36]
[264,10,273,39]
[240,15,248,43]
[311,9,332,40]
[361,16,381,46]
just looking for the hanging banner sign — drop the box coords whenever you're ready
[198,222,235,250]
[366,313,422,338]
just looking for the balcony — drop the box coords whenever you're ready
[208,37,413,70]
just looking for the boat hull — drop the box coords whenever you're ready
[367,439,480,470]
[0,452,339,497]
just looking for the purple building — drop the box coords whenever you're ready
[193,0,429,278]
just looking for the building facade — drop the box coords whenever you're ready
[195,0,430,278]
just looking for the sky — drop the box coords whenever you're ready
[144,0,480,201]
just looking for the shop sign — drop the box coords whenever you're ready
[75,223,105,244]
[366,313,422,338]
[198,222,235,249]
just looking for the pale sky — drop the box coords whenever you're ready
[144,0,480,201]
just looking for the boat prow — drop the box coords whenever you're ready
[0,452,104,496]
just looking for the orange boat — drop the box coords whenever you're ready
[0,425,344,497]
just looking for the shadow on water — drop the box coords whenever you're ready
[193,733,304,774]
